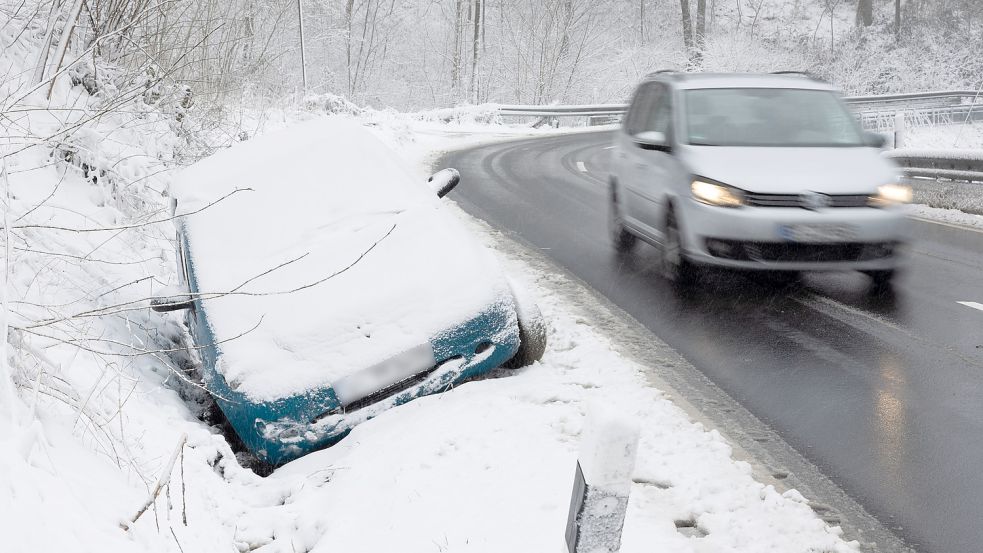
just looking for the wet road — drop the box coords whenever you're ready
[441,131,983,553]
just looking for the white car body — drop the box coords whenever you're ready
[609,72,910,278]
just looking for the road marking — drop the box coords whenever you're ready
[602,146,614,150]
[957,301,983,312]
[576,161,588,173]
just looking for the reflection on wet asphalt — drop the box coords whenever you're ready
[441,131,983,553]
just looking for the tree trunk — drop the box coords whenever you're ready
[451,0,463,95]
[696,0,706,47]
[345,0,355,96]
[46,0,85,99]
[894,0,901,38]
[469,0,480,102]
[680,0,693,49]
[857,0,873,26]
[640,0,645,44]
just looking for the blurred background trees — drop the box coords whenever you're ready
[5,0,982,111]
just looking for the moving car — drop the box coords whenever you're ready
[154,119,546,466]
[608,71,911,286]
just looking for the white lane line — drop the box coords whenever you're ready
[957,301,983,312]
[576,161,588,173]
[602,146,614,150]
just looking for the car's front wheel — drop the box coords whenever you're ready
[663,208,695,285]
[609,185,637,254]
[503,284,548,369]
[864,269,896,288]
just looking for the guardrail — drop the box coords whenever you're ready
[498,104,628,117]
[885,149,983,183]
[497,89,983,129]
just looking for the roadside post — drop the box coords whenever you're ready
[894,111,906,149]
[565,404,640,553]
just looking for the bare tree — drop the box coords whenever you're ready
[679,0,693,50]
[857,0,873,27]
[469,0,482,102]
[696,0,706,48]
[895,0,902,39]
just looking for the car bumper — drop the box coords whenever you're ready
[246,301,521,465]
[679,201,911,271]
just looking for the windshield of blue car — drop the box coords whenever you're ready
[684,88,866,147]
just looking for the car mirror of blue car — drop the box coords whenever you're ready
[150,288,195,312]
[429,168,461,198]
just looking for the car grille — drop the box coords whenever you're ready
[705,239,897,263]
[743,192,870,209]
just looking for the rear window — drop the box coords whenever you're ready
[684,88,865,147]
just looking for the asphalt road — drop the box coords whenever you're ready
[441,131,983,553]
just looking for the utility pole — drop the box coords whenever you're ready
[297,0,308,93]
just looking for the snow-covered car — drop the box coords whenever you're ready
[154,119,546,465]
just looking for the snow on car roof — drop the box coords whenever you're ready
[171,118,509,402]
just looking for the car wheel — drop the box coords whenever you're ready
[864,269,895,288]
[609,186,637,254]
[503,286,548,369]
[762,270,802,286]
[663,208,695,285]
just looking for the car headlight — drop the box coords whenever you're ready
[869,183,912,207]
[691,179,744,207]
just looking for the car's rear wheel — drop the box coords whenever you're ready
[663,208,695,285]
[609,185,637,254]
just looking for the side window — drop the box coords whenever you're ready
[642,83,673,136]
[625,83,659,136]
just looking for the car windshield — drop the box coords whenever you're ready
[684,88,865,147]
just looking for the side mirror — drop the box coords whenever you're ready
[634,131,671,152]
[428,168,460,198]
[151,289,195,312]
[864,131,888,149]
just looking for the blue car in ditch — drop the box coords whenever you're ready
[153,119,546,466]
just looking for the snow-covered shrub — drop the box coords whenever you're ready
[303,93,365,116]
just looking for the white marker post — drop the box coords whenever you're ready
[565,404,640,553]
[894,111,906,149]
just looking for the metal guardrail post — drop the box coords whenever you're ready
[565,405,640,553]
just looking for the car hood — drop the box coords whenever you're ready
[677,145,899,195]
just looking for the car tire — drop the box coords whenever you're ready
[762,270,802,286]
[663,208,695,286]
[864,269,895,288]
[609,185,637,254]
[503,286,548,369]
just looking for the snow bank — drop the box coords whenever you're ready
[886,148,983,162]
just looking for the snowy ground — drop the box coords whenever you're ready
[4,75,979,552]
[1,104,864,552]
[1,61,977,549]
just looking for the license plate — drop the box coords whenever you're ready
[777,224,856,243]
